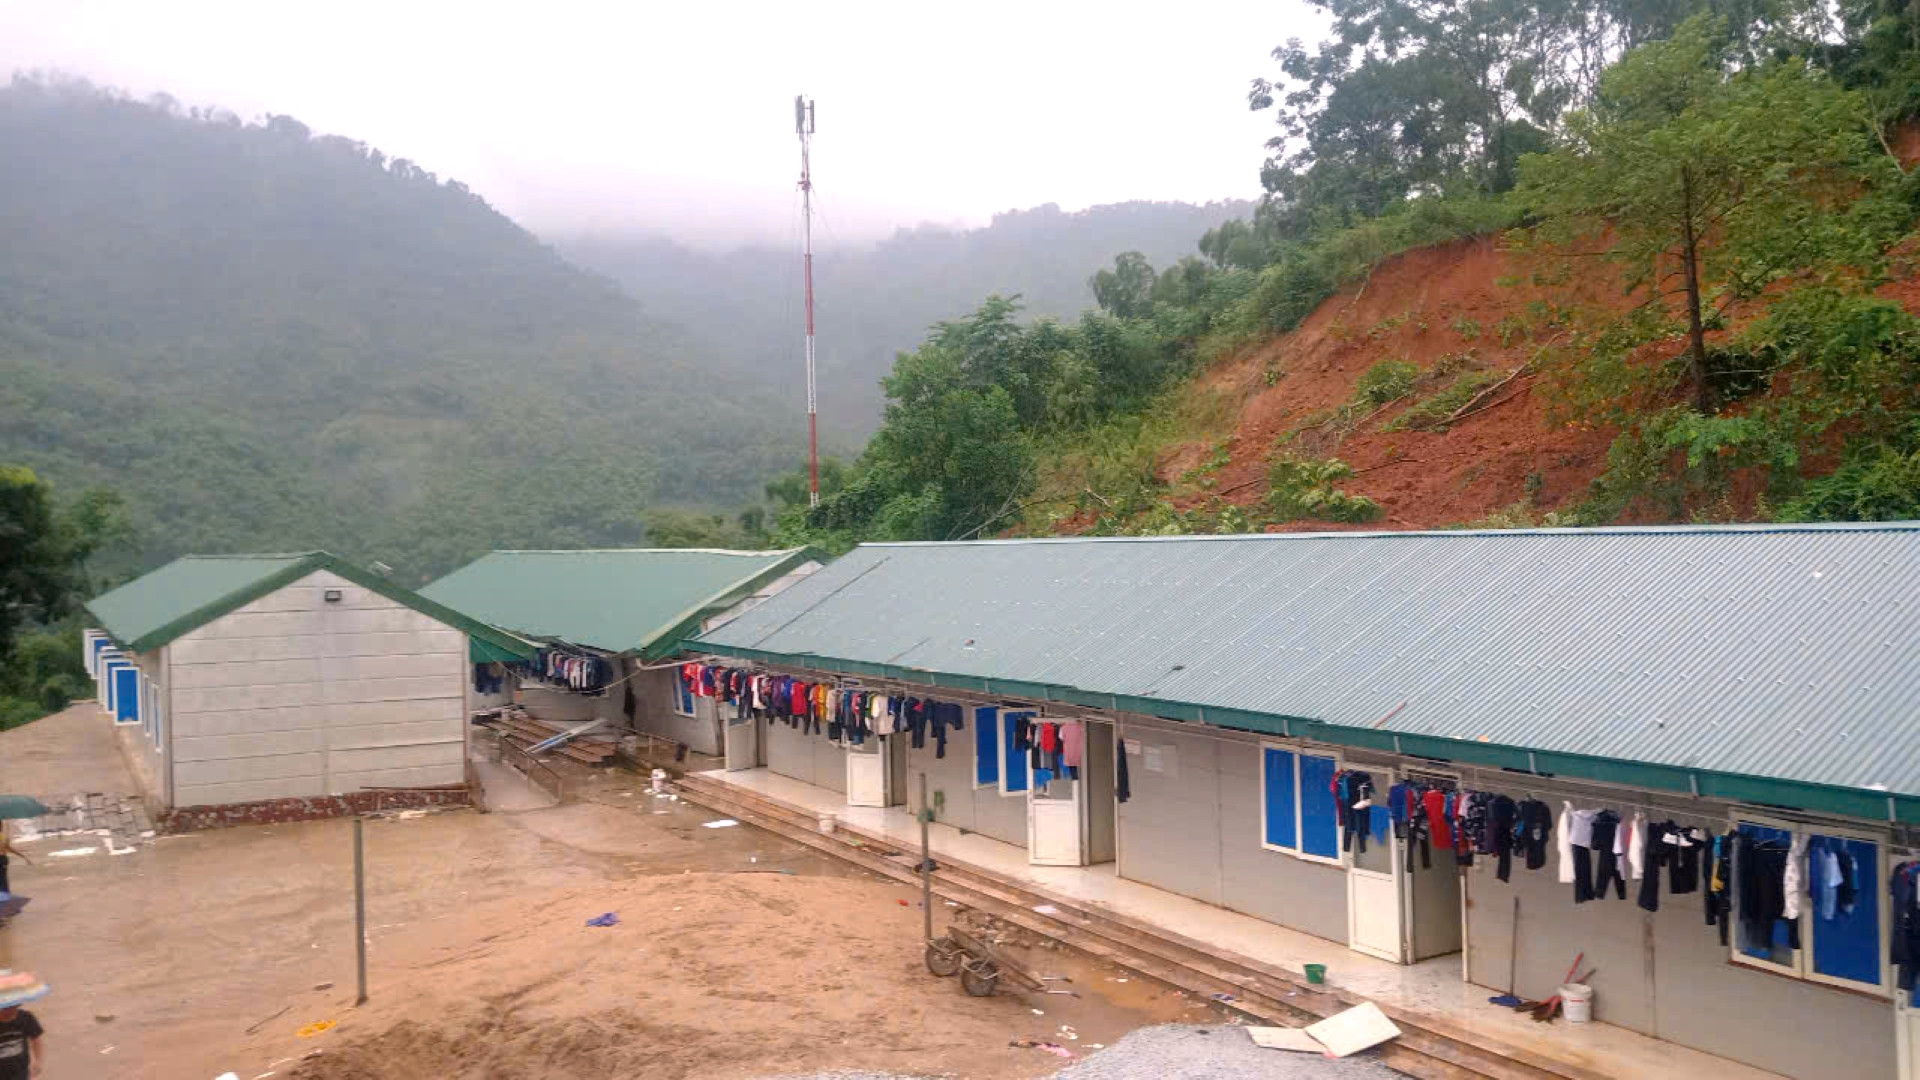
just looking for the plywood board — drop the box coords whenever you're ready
[1305,1001,1401,1058]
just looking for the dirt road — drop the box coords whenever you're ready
[1,709,1223,1079]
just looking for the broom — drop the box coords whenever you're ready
[1529,953,1586,1022]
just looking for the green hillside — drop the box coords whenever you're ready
[0,76,798,582]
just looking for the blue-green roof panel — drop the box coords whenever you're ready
[695,525,1920,801]
[420,548,818,656]
[87,554,316,652]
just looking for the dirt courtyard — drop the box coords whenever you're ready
[1,707,1225,1079]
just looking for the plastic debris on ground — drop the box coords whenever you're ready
[586,912,620,927]
[1033,903,1059,915]
[295,1020,336,1038]
[1010,1039,1076,1059]
[702,819,739,828]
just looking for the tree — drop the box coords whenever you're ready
[0,466,74,659]
[0,467,132,728]
[1090,252,1157,318]
[641,507,754,549]
[1514,15,1903,413]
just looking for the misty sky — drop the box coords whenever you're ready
[0,0,1322,248]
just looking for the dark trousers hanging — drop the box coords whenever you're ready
[1572,846,1595,902]
[1591,814,1626,899]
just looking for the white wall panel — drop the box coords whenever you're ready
[166,570,467,805]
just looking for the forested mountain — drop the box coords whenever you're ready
[561,200,1252,435]
[0,76,799,581]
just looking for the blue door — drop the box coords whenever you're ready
[113,666,139,725]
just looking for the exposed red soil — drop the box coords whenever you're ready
[1183,236,1622,528]
[1093,207,1920,533]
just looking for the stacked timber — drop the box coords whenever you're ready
[479,706,617,766]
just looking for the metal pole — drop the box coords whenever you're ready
[353,816,368,1005]
[919,772,933,944]
[797,95,819,507]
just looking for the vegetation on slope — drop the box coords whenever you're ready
[761,0,1920,550]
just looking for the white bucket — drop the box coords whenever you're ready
[650,768,667,793]
[817,813,836,835]
[1560,983,1593,1023]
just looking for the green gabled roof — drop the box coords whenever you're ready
[418,547,823,660]
[86,551,536,659]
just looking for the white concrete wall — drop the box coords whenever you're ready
[1118,722,1349,945]
[627,665,723,755]
[766,717,846,793]
[114,647,169,806]
[166,569,467,807]
[904,716,1027,848]
[1459,781,1896,1080]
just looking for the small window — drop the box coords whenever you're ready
[1260,742,1342,865]
[673,676,695,717]
[1731,816,1888,995]
[1809,833,1883,991]
[974,706,1000,788]
[1262,747,1297,850]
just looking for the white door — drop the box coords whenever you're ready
[1347,777,1405,963]
[1028,769,1085,866]
[723,712,759,771]
[846,741,888,807]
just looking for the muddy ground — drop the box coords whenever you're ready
[1,707,1231,1079]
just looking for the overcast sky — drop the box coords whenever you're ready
[0,0,1322,249]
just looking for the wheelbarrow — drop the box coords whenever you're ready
[926,925,1047,998]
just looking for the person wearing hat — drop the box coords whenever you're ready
[0,1002,42,1079]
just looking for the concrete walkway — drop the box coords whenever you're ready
[1,703,152,852]
[703,767,1784,1080]
[1,701,140,797]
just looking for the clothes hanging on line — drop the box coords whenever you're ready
[1890,860,1920,991]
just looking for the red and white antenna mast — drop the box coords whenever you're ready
[795,94,819,507]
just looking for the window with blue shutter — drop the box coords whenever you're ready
[1263,747,1297,850]
[974,706,1000,787]
[1001,711,1031,794]
[1298,753,1340,859]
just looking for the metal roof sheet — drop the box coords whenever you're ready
[695,524,1920,800]
[87,553,315,652]
[419,548,818,656]
[86,552,533,658]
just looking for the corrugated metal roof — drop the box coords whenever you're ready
[419,548,819,656]
[695,524,1920,802]
[87,552,535,658]
[87,554,315,652]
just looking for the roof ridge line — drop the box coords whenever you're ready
[860,521,1920,548]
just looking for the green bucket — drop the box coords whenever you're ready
[1304,963,1327,985]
